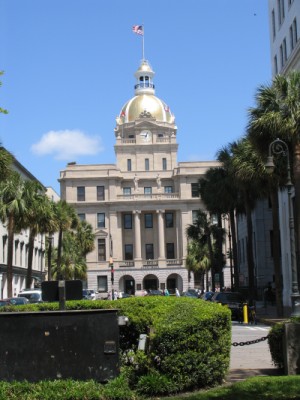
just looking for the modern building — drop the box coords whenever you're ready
[59,59,226,297]
[0,152,59,298]
[237,1,300,309]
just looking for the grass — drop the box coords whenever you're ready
[159,376,300,400]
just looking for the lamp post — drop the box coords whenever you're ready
[266,138,300,317]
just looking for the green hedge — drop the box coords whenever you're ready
[268,316,300,369]
[0,297,231,396]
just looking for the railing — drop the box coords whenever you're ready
[166,259,183,266]
[119,261,135,267]
[143,260,158,267]
[134,83,155,90]
[117,193,179,200]
[121,139,136,144]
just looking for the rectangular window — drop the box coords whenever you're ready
[165,212,174,228]
[283,38,287,62]
[125,244,133,260]
[144,187,152,195]
[98,239,106,261]
[145,244,154,259]
[145,213,153,228]
[293,18,298,47]
[78,213,86,221]
[272,9,276,39]
[127,159,132,171]
[77,186,85,201]
[162,158,167,170]
[166,243,175,259]
[192,210,198,224]
[145,158,149,171]
[164,186,173,193]
[123,187,131,196]
[97,213,105,228]
[274,55,278,75]
[278,0,285,25]
[124,214,132,229]
[191,183,199,197]
[97,186,105,201]
[280,44,284,68]
[97,276,108,292]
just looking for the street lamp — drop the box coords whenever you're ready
[267,138,300,317]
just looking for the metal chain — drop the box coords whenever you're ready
[231,335,269,347]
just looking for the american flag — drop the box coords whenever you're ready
[132,25,144,35]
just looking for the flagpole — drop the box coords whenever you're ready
[142,24,145,60]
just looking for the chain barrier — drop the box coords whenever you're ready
[231,335,269,347]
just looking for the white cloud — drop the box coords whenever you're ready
[31,130,103,160]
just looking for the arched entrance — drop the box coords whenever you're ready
[119,275,135,295]
[143,274,159,291]
[167,273,183,294]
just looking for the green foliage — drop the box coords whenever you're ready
[268,322,285,368]
[136,371,177,396]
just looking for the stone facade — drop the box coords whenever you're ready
[59,59,223,297]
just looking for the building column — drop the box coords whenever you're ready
[156,209,165,259]
[133,210,142,260]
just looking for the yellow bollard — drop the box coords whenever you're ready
[243,303,248,324]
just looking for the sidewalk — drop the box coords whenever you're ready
[255,302,289,326]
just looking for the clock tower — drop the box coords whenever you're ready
[114,59,178,173]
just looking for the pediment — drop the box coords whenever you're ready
[94,229,108,237]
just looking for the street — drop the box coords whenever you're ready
[230,322,275,370]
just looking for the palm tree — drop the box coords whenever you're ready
[0,146,13,183]
[230,137,270,303]
[20,181,56,288]
[0,172,27,296]
[52,200,79,280]
[186,210,217,291]
[75,220,95,256]
[248,71,300,267]
[199,165,239,289]
[186,239,211,291]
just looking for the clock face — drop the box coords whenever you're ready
[140,130,151,142]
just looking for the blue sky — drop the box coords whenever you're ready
[0,0,271,194]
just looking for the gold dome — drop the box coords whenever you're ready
[120,94,174,123]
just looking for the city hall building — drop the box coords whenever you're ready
[59,59,222,296]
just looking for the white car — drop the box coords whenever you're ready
[18,289,43,303]
[82,289,96,300]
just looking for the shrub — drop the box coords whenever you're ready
[136,371,177,396]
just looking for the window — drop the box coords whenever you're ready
[127,159,132,171]
[191,183,199,197]
[98,239,106,261]
[123,187,131,196]
[78,213,86,221]
[278,0,285,26]
[165,212,174,228]
[125,244,133,260]
[290,18,298,50]
[272,9,276,39]
[283,38,287,62]
[77,186,85,201]
[97,186,105,201]
[192,210,198,224]
[97,276,108,292]
[164,186,173,193]
[274,55,278,75]
[145,158,149,171]
[166,243,175,259]
[124,214,132,229]
[97,213,105,228]
[162,158,167,170]
[145,213,153,228]
[280,44,284,68]
[145,244,154,259]
[144,187,152,195]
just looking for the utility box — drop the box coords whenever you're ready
[0,309,119,382]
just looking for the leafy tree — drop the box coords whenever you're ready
[0,71,8,114]
[0,172,27,296]
[186,239,210,290]
[0,146,13,183]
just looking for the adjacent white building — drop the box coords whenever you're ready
[59,59,228,296]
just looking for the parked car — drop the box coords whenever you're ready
[146,289,163,296]
[0,299,10,307]
[201,291,214,301]
[5,297,29,305]
[182,288,201,298]
[117,292,132,299]
[211,292,245,320]
[18,289,43,303]
[82,289,96,300]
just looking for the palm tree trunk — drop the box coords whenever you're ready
[245,199,256,304]
[6,215,14,298]
[230,209,239,290]
[26,230,35,288]
[207,236,215,291]
[57,228,63,280]
[270,188,284,317]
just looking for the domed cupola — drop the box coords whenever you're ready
[116,59,175,125]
